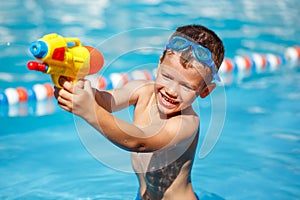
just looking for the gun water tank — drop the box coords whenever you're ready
[84,46,104,74]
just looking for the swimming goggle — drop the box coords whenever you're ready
[166,36,220,81]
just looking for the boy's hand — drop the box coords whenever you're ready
[54,77,95,120]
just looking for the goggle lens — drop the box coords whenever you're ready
[195,46,210,60]
[173,38,188,49]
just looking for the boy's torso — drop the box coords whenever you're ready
[131,135,198,200]
[130,82,199,199]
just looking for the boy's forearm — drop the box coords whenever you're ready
[85,102,145,152]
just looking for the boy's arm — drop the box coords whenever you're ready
[93,79,148,112]
[56,79,199,152]
[56,78,146,114]
[88,102,199,152]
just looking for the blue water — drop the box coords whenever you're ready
[1,0,300,199]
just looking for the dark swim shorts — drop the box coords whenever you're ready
[135,191,200,200]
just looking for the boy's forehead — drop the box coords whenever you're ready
[160,53,206,85]
[162,51,208,77]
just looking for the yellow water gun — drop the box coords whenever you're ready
[27,33,104,88]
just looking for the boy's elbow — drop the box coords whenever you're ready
[122,139,149,152]
[135,143,148,152]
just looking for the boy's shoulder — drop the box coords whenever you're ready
[122,79,155,96]
[132,79,154,87]
[123,79,154,89]
[115,80,154,106]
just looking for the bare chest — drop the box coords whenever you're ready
[133,93,164,128]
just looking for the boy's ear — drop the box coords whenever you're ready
[159,56,163,64]
[199,83,216,98]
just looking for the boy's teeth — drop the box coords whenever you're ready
[163,94,175,104]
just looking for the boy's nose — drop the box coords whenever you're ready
[165,84,178,98]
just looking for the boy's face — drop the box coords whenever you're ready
[155,52,207,115]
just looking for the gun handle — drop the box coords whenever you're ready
[51,74,75,88]
[51,74,61,88]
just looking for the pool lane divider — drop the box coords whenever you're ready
[219,46,300,84]
[0,83,54,105]
[0,46,299,116]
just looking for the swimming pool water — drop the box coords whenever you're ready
[1,0,300,199]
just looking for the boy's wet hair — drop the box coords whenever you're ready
[162,24,225,71]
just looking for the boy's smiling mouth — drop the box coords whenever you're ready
[159,92,179,108]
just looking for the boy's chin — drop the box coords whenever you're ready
[157,103,182,116]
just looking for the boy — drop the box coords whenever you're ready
[55,24,225,200]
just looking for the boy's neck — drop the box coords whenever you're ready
[158,105,194,119]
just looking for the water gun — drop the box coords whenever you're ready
[27,33,104,88]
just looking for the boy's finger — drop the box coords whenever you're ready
[58,76,74,93]
[57,94,72,107]
[58,88,73,101]
[57,101,72,113]
[84,80,91,89]
[83,80,94,95]
[62,80,74,93]
[75,79,85,90]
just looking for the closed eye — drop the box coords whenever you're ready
[162,73,172,80]
[182,84,193,90]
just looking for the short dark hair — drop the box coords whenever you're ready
[163,24,225,70]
